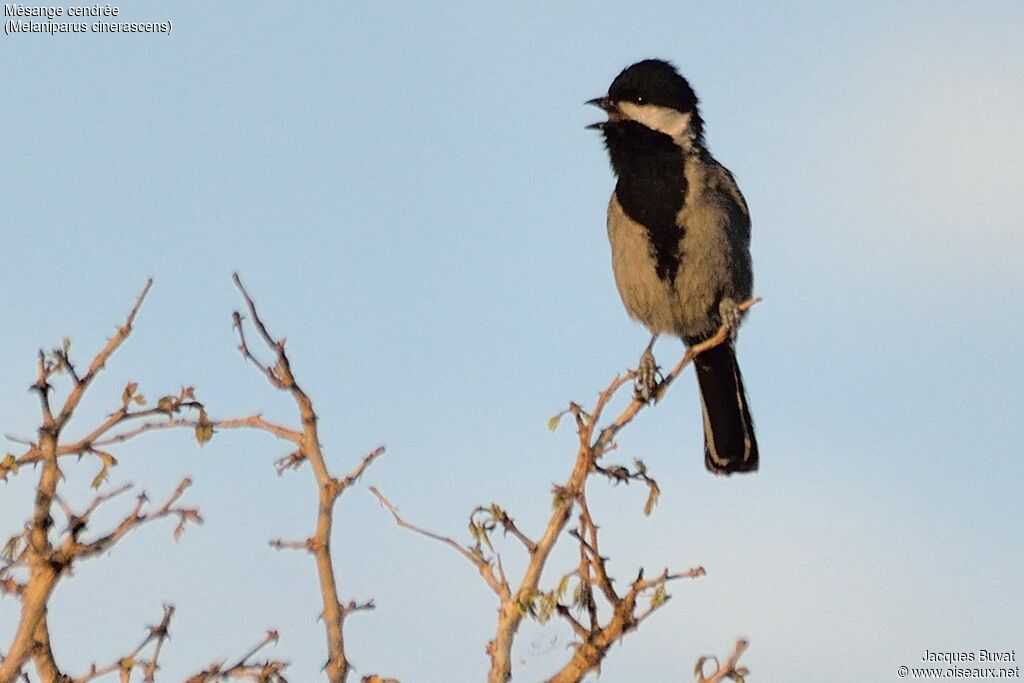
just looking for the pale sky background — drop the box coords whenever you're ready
[2,2,1022,681]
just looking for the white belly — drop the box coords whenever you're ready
[607,193,730,340]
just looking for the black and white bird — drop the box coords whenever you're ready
[587,59,758,475]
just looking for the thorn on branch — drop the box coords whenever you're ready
[274,449,306,475]
[337,446,386,493]
[268,537,313,552]
[184,628,288,683]
[71,604,175,683]
[344,598,376,614]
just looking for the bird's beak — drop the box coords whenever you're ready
[586,96,616,130]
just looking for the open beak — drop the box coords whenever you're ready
[586,96,617,130]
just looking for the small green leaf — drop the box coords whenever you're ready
[121,382,138,408]
[156,396,176,413]
[195,422,214,446]
[551,485,571,510]
[3,536,20,561]
[572,583,586,609]
[535,593,557,624]
[650,584,668,608]
[643,480,660,516]
[194,409,214,446]
[91,466,109,490]
[547,413,563,432]
[1,454,18,481]
[556,574,570,599]
[513,590,532,616]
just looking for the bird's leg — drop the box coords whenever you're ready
[718,297,743,340]
[635,335,661,402]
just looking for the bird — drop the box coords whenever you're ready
[587,59,758,475]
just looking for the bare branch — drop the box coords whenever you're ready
[375,298,759,682]
[31,351,53,426]
[592,297,761,457]
[184,630,288,683]
[28,613,63,682]
[232,310,287,391]
[489,507,537,555]
[85,414,302,450]
[268,538,311,552]
[0,283,217,682]
[53,483,134,542]
[141,606,175,682]
[52,478,200,564]
[0,576,25,597]
[338,447,386,493]
[695,639,750,683]
[54,279,153,428]
[232,275,282,355]
[554,604,588,640]
[369,486,507,599]
[1,278,314,683]
[230,273,386,682]
[66,605,175,683]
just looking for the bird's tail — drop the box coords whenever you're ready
[693,342,758,474]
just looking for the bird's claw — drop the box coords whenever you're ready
[634,347,660,402]
[719,298,743,340]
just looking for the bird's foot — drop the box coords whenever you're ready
[719,297,743,340]
[634,340,661,403]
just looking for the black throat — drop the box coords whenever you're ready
[601,120,687,283]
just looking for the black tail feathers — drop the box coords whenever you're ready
[693,342,758,475]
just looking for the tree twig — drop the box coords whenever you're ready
[372,298,759,682]
[231,273,385,683]
[369,487,508,599]
[695,638,750,683]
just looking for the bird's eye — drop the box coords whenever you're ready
[634,94,645,104]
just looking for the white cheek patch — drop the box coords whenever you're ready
[617,102,693,142]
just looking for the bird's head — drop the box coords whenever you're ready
[587,59,703,148]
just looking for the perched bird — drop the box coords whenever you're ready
[587,59,758,475]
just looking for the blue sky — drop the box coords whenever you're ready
[2,2,1022,680]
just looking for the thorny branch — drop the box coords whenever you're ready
[2,275,753,683]
[37,478,201,576]
[184,630,288,683]
[66,605,175,683]
[2,276,394,683]
[0,281,284,683]
[231,273,386,683]
[369,488,508,600]
[0,280,212,683]
[372,298,760,683]
[9,413,301,469]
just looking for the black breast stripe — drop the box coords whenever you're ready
[601,120,686,283]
